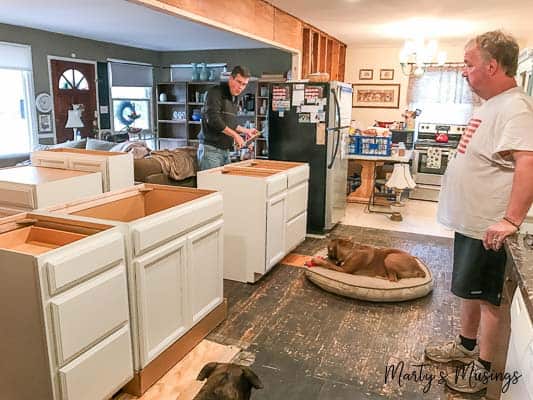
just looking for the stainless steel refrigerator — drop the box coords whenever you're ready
[268,81,352,234]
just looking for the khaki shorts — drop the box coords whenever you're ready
[451,232,507,306]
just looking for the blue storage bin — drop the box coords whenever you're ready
[353,135,391,156]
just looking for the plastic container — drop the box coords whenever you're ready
[353,135,391,156]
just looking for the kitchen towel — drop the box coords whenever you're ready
[426,147,442,169]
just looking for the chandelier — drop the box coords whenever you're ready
[399,38,447,77]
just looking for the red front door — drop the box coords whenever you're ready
[50,59,97,143]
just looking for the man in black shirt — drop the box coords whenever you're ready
[197,65,259,170]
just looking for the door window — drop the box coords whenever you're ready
[59,69,89,90]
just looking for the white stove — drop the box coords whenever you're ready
[410,123,467,201]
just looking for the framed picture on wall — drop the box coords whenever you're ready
[379,69,394,80]
[358,69,373,80]
[38,114,52,132]
[352,84,400,109]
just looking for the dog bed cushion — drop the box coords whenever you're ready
[305,258,433,302]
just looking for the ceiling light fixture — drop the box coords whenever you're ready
[399,37,447,77]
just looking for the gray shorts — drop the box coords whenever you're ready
[451,232,507,306]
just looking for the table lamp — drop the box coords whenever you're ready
[385,163,416,221]
[65,109,84,140]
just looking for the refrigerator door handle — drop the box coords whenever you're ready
[328,88,342,169]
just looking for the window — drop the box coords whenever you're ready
[109,61,154,146]
[111,87,152,132]
[407,66,478,125]
[59,69,89,90]
[0,42,35,155]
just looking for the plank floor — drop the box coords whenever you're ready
[207,225,487,400]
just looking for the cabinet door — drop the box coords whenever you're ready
[134,236,187,367]
[285,211,307,253]
[266,192,287,270]
[187,219,224,325]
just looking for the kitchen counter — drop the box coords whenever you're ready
[506,234,533,318]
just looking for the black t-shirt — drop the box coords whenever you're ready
[200,82,238,150]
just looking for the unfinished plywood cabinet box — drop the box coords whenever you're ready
[45,184,225,395]
[0,166,102,211]
[197,159,309,283]
[0,213,133,400]
[31,148,134,192]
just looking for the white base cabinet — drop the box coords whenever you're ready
[0,166,102,211]
[45,184,224,371]
[197,160,309,283]
[0,213,133,400]
[502,288,533,400]
[31,148,134,192]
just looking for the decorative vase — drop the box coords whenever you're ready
[159,92,167,102]
[208,68,216,81]
[191,63,199,81]
[199,63,209,81]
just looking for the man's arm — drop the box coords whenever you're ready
[483,150,533,250]
[505,150,533,224]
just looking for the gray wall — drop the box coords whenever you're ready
[0,23,161,95]
[159,48,292,81]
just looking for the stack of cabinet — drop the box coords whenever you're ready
[0,213,133,400]
[0,165,102,213]
[197,159,309,283]
[31,148,134,192]
[44,184,225,395]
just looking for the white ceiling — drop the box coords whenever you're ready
[0,0,271,51]
[270,0,533,47]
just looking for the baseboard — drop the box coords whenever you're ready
[123,299,228,396]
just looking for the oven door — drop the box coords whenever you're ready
[416,149,449,175]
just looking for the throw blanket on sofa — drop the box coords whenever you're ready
[110,141,151,159]
[150,149,196,181]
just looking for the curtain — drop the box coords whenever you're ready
[407,65,480,124]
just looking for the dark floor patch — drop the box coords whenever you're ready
[208,225,486,399]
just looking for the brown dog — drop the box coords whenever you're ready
[193,362,263,400]
[311,237,426,282]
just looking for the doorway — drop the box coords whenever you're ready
[50,59,97,143]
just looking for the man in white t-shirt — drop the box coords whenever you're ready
[424,31,533,394]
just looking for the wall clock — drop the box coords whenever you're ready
[35,92,52,113]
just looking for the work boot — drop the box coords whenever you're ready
[445,360,489,393]
[424,335,479,363]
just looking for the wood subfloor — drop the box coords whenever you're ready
[207,225,486,400]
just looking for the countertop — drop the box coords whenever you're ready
[506,233,533,318]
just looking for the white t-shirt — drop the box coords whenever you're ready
[437,86,533,239]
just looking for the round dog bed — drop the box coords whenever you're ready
[304,258,433,302]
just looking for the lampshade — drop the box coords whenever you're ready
[385,164,416,190]
[65,109,84,128]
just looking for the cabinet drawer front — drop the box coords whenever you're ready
[0,183,35,208]
[132,194,223,256]
[134,236,188,367]
[266,174,287,197]
[286,182,308,221]
[287,165,309,187]
[46,232,125,295]
[31,156,69,169]
[285,212,307,253]
[58,325,133,400]
[50,265,130,365]
[69,158,106,173]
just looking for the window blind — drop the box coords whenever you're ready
[0,41,32,71]
[110,62,153,87]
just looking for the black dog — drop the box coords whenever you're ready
[193,362,263,400]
